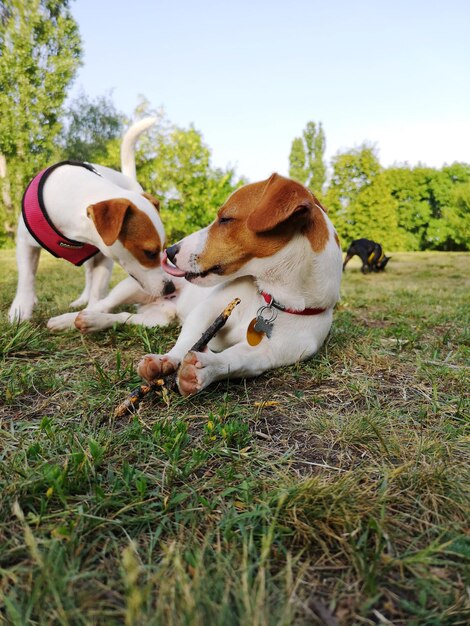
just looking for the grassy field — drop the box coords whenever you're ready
[0,249,469,626]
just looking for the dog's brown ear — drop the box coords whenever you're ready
[142,192,160,213]
[247,173,313,233]
[87,198,131,246]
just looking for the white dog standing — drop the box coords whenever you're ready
[137,173,343,396]
[8,118,175,327]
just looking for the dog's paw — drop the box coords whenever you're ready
[70,295,88,308]
[137,354,180,382]
[47,312,79,332]
[177,351,215,397]
[8,298,35,323]
[74,310,109,333]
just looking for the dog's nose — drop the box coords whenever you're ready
[163,280,176,295]
[166,243,180,264]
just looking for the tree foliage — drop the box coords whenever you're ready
[384,163,470,250]
[288,121,326,194]
[325,145,400,249]
[0,0,82,244]
[59,91,125,164]
[288,137,307,185]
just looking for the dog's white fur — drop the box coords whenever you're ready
[8,118,172,326]
[137,175,343,396]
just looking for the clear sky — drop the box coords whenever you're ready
[70,0,470,181]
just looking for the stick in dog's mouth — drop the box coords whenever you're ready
[161,250,223,281]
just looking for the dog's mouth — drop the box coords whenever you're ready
[161,250,223,282]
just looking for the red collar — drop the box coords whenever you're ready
[22,161,100,266]
[260,291,327,316]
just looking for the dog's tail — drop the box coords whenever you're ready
[120,117,157,180]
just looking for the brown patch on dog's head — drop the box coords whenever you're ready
[191,174,330,277]
[334,232,341,248]
[142,192,160,213]
[87,198,162,267]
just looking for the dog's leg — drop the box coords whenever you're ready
[74,300,177,333]
[49,277,175,333]
[177,342,276,396]
[9,219,41,322]
[138,308,326,397]
[48,275,139,332]
[70,258,94,308]
[359,251,370,273]
[136,303,222,381]
[342,253,353,271]
[70,253,113,309]
[176,333,323,397]
[85,254,114,307]
[73,277,177,333]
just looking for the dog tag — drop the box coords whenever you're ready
[254,315,274,338]
[247,318,264,346]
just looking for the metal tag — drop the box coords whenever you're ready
[254,315,274,338]
[253,304,277,339]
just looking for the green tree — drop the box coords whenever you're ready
[385,163,470,250]
[0,0,82,246]
[425,164,470,250]
[288,137,307,184]
[289,121,326,193]
[325,145,401,249]
[59,91,125,163]
[384,166,434,250]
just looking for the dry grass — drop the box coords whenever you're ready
[0,250,469,625]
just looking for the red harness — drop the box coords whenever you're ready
[260,291,326,316]
[22,161,100,266]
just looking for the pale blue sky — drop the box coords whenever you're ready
[70,0,470,181]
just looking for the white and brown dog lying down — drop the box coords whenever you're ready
[8,118,175,327]
[135,173,343,397]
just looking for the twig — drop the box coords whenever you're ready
[114,298,241,417]
[293,459,346,472]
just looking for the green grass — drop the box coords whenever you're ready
[0,250,469,625]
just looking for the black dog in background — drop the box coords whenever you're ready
[343,238,391,273]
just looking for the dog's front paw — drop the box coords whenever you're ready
[8,297,35,323]
[137,354,180,382]
[70,294,88,309]
[177,351,217,397]
[47,312,79,332]
[74,310,108,333]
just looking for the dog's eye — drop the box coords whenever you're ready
[218,216,234,225]
[144,249,159,260]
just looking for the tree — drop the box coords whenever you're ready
[425,164,470,250]
[385,163,470,250]
[289,121,326,194]
[288,137,307,184]
[0,0,81,245]
[325,145,401,249]
[59,91,125,164]
[384,166,434,250]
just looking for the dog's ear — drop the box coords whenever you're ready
[87,198,131,246]
[142,192,160,213]
[247,173,313,233]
